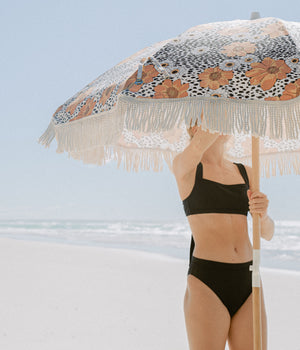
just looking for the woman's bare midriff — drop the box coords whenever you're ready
[187,213,253,263]
[174,157,253,263]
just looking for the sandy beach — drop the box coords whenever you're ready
[0,237,299,350]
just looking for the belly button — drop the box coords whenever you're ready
[234,247,238,253]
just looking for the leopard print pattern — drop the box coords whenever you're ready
[52,17,300,126]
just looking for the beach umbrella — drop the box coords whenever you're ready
[38,12,300,350]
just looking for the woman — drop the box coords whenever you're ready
[172,115,275,350]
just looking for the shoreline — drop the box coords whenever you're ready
[1,237,299,349]
[1,234,300,273]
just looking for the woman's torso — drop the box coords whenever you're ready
[175,160,253,263]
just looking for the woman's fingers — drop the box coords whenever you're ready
[250,198,269,205]
[249,190,269,216]
[249,202,268,208]
[250,191,267,198]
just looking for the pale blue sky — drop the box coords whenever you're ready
[1,0,299,221]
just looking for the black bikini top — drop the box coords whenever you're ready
[182,162,250,217]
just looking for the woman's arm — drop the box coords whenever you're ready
[172,114,220,179]
[260,214,275,241]
[244,165,275,241]
[247,189,275,241]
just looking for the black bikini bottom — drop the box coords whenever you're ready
[187,255,253,318]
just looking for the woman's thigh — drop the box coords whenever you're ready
[184,274,231,350]
[227,280,267,350]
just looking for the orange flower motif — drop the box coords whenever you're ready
[264,96,280,101]
[153,79,189,98]
[198,67,234,90]
[69,98,97,122]
[99,84,116,106]
[218,27,248,36]
[261,22,288,38]
[66,86,95,115]
[66,97,84,115]
[245,57,291,91]
[221,42,256,57]
[121,64,160,92]
[280,79,300,100]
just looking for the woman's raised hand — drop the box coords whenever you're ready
[189,112,220,152]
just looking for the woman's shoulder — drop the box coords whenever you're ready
[172,147,202,180]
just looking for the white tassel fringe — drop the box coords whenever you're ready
[37,94,300,175]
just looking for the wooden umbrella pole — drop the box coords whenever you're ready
[252,136,262,350]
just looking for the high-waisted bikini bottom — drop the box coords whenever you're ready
[187,255,253,318]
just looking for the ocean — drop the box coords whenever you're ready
[0,219,300,272]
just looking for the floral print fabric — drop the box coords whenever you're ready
[52,17,300,126]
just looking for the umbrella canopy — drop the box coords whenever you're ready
[37,14,300,350]
[38,16,300,175]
